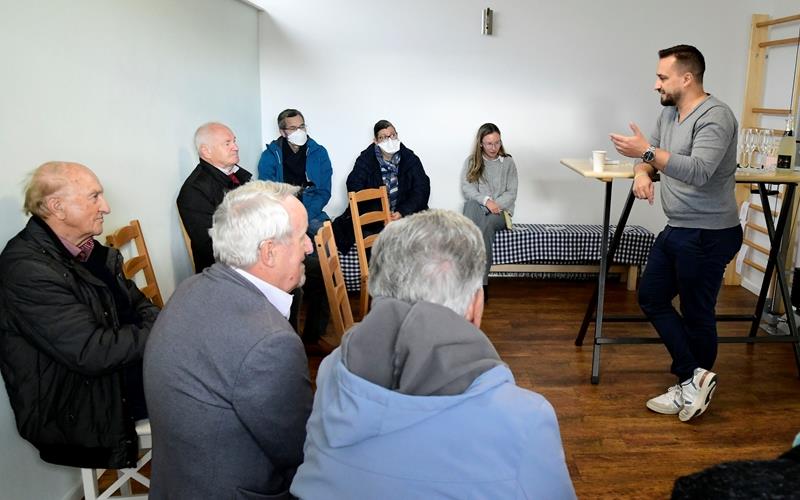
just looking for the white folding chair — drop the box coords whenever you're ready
[80,419,152,500]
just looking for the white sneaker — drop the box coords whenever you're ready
[646,384,684,414]
[678,368,718,422]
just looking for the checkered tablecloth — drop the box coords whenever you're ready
[339,224,655,292]
[493,224,655,266]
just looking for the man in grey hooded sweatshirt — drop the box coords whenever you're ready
[291,209,575,499]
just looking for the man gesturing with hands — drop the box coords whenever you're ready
[609,44,742,422]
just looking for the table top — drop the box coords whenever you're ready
[560,158,800,184]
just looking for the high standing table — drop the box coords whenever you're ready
[561,158,800,384]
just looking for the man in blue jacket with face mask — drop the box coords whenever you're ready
[258,109,332,236]
[258,109,333,353]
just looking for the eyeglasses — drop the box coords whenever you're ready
[282,124,307,132]
[377,133,398,142]
[482,140,502,148]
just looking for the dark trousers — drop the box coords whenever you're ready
[638,225,743,382]
[289,253,330,343]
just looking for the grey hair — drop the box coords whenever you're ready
[194,122,229,156]
[277,109,305,130]
[368,209,485,315]
[209,181,301,268]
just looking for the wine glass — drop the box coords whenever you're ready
[754,129,766,169]
[767,131,780,171]
[743,128,757,168]
[758,129,772,169]
[737,128,746,167]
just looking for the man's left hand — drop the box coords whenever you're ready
[390,212,402,221]
[610,122,649,159]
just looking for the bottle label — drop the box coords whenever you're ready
[777,154,792,169]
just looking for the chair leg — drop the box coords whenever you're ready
[81,468,101,500]
[117,469,132,496]
[360,278,369,319]
[80,450,151,500]
[627,265,639,291]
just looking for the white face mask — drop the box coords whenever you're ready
[378,137,401,155]
[286,129,308,146]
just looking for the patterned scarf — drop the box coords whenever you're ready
[374,144,401,211]
[77,238,95,262]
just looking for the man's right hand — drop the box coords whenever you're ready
[633,174,655,205]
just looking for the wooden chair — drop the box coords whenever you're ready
[314,221,354,341]
[105,219,164,308]
[348,186,391,318]
[177,212,195,273]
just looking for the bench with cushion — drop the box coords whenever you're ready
[339,223,655,292]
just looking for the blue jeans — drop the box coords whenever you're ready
[638,225,743,381]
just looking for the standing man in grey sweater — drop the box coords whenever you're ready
[144,181,313,499]
[610,45,742,422]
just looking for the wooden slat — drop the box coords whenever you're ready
[358,212,388,225]
[759,36,800,48]
[755,13,800,27]
[122,256,148,279]
[743,258,767,273]
[746,221,768,235]
[742,238,770,255]
[751,107,792,115]
[749,203,779,217]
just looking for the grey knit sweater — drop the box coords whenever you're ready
[460,155,519,215]
[651,94,739,229]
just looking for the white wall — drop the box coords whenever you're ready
[257,0,798,234]
[0,0,261,498]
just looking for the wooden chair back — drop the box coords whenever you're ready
[348,185,391,318]
[177,212,195,273]
[105,219,164,308]
[314,221,354,340]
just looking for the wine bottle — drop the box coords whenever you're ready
[777,115,796,169]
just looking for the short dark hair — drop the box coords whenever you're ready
[277,109,304,130]
[658,44,705,83]
[373,119,394,139]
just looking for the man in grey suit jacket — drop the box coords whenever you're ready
[144,181,313,499]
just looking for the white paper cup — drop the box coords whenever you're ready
[592,150,607,172]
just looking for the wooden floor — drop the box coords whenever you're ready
[308,278,800,499]
[105,277,798,499]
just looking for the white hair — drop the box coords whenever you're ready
[209,181,300,268]
[368,209,485,315]
[194,122,229,156]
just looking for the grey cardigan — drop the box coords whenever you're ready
[461,155,519,215]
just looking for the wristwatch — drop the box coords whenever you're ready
[641,145,656,164]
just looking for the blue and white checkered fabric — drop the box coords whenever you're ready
[339,224,655,292]
[339,247,363,292]
[492,224,655,265]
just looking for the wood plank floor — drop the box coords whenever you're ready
[309,278,800,499]
[107,278,799,499]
